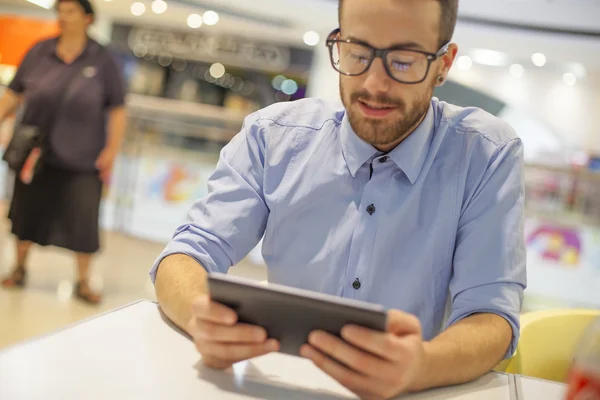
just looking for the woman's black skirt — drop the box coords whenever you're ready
[8,165,102,254]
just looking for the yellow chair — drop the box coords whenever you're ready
[496,308,600,382]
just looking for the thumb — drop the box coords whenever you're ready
[387,310,422,336]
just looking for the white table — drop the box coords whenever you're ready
[0,300,566,400]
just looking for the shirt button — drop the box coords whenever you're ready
[366,204,376,215]
[352,278,361,290]
[379,156,388,163]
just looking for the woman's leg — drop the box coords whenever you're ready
[1,240,33,287]
[76,252,92,283]
[74,252,102,304]
[17,240,33,268]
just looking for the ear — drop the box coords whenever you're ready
[437,43,459,81]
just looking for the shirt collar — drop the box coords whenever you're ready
[48,36,95,60]
[387,102,435,184]
[340,113,379,178]
[340,102,435,184]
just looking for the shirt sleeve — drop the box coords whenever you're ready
[149,112,269,283]
[8,43,42,94]
[445,138,527,359]
[102,53,126,109]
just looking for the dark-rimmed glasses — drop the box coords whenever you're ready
[325,28,449,84]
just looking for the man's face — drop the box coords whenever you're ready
[339,0,450,151]
[58,2,91,34]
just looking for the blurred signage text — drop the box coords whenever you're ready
[127,27,291,72]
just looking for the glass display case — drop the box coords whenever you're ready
[102,93,243,243]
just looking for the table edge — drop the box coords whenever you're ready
[515,374,567,386]
[0,299,154,356]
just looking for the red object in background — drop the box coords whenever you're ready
[0,16,59,67]
[565,367,600,400]
[566,316,600,400]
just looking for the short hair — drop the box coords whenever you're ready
[338,0,459,48]
[55,0,96,16]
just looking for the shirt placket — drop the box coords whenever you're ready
[343,155,388,300]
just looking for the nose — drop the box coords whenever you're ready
[362,58,391,94]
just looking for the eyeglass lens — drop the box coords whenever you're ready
[330,42,431,83]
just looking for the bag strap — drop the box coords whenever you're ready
[42,42,105,140]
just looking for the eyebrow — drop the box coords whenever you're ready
[346,36,426,51]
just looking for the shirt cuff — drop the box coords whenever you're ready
[149,241,218,284]
[444,283,523,359]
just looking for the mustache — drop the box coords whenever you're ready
[350,91,405,109]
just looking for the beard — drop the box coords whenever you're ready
[340,81,433,148]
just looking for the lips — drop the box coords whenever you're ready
[358,100,397,118]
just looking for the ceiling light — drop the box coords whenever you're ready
[131,2,146,16]
[281,79,299,96]
[469,48,509,67]
[209,63,225,79]
[531,53,546,67]
[151,0,167,14]
[456,55,472,71]
[133,44,148,58]
[563,72,576,86]
[241,81,255,96]
[568,63,586,79]
[187,14,203,29]
[158,53,173,67]
[271,75,286,90]
[509,64,524,78]
[203,11,219,25]
[25,0,53,8]
[172,59,187,72]
[303,31,320,46]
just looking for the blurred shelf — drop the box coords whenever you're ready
[126,93,248,126]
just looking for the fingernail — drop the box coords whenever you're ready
[300,345,314,358]
[308,331,321,345]
[252,328,264,341]
[341,325,355,339]
[224,314,237,324]
[267,339,279,352]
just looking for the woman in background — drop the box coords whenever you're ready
[0,0,127,304]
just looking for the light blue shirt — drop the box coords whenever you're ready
[151,97,526,356]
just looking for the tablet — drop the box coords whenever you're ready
[207,273,388,356]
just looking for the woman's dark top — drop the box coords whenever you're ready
[8,37,126,171]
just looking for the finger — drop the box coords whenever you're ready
[308,330,394,379]
[341,325,414,363]
[191,296,237,325]
[386,310,421,336]
[95,154,106,168]
[201,355,234,370]
[196,338,279,362]
[300,344,384,398]
[194,321,268,344]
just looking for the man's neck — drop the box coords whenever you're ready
[58,32,88,54]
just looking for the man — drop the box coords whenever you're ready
[151,0,526,398]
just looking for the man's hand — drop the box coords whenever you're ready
[95,147,118,183]
[300,310,424,400]
[188,295,280,369]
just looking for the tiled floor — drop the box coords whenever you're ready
[0,215,266,350]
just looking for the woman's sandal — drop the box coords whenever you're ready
[74,281,102,305]
[1,267,27,288]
